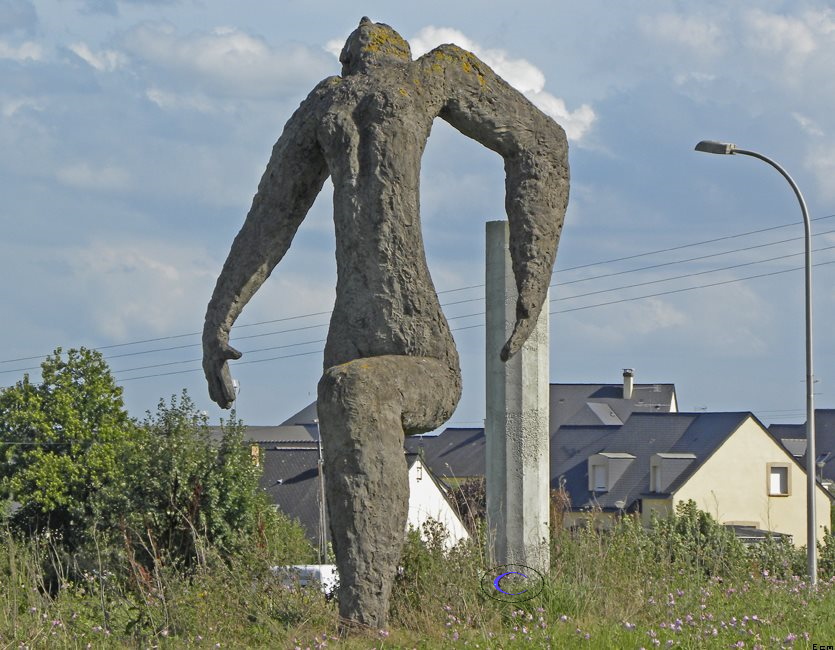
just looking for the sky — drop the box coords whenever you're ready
[2,0,835,430]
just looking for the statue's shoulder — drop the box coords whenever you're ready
[414,43,493,87]
[308,76,343,99]
[415,43,479,68]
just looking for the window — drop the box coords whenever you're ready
[592,464,607,491]
[768,464,790,496]
[650,463,661,492]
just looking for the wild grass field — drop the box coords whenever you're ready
[3,500,835,650]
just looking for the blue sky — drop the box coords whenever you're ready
[2,0,835,428]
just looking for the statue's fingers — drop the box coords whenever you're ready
[224,345,242,361]
[208,372,225,406]
[500,317,533,362]
[219,363,237,406]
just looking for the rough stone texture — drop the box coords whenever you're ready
[202,17,569,631]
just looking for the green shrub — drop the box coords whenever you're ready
[748,533,807,579]
[646,499,748,579]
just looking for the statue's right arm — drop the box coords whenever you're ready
[418,46,569,362]
[203,80,333,408]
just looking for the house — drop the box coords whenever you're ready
[257,441,470,553]
[552,411,831,545]
[403,371,677,485]
[396,373,830,546]
[769,409,835,493]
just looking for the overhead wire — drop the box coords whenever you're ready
[4,212,834,367]
[111,256,835,380]
[3,213,835,383]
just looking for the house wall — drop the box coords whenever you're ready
[562,511,617,530]
[640,497,673,526]
[407,460,470,550]
[674,416,831,546]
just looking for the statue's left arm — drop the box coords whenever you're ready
[203,81,332,408]
[419,46,570,361]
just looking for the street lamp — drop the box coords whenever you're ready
[694,140,817,585]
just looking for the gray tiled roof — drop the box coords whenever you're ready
[258,445,325,546]
[549,382,676,433]
[552,412,751,511]
[769,409,835,481]
[404,428,486,480]
[280,402,319,426]
[406,412,761,512]
[208,424,317,443]
[258,443,458,547]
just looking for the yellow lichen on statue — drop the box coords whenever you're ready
[363,25,411,60]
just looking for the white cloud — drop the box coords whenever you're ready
[793,112,824,137]
[329,24,596,142]
[805,143,835,202]
[525,91,597,142]
[0,95,42,117]
[145,87,217,113]
[56,161,131,191]
[640,13,724,57]
[0,38,41,60]
[120,22,333,101]
[68,42,126,71]
[743,9,816,63]
[65,240,217,341]
[410,26,546,94]
[630,298,686,335]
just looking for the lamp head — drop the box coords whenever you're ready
[695,140,736,155]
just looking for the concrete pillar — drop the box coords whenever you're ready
[485,220,550,574]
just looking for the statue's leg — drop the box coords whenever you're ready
[317,355,461,631]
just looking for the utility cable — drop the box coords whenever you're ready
[5,213,834,366]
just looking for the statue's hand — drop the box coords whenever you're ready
[500,317,532,362]
[500,296,537,362]
[203,336,242,409]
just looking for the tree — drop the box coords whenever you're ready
[0,347,136,553]
[1,348,315,579]
[114,391,305,571]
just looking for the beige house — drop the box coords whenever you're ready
[555,412,831,546]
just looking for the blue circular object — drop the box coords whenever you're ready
[480,564,544,602]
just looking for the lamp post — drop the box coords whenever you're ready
[694,140,817,585]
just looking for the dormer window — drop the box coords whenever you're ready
[650,462,661,492]
[592,464,607,492]
[649,453,696,494]
[588,452,635,493]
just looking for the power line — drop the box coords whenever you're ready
[5,213,834,367]
[554,242,835,303]
[8,244,835,379]
[107,257,835,383]
[550,258,835,315]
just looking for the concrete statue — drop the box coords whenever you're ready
[203,17,569,631]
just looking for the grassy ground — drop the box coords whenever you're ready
[2,511,835,649]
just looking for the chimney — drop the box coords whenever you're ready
[623,369,634,400]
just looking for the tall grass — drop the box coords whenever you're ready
[3,500,835,648]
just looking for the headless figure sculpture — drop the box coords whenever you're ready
[203,18,569,632]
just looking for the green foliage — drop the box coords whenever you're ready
[817,528,835,578]
[748,533,807,579]
[0,348,136,553]
[1,348,316,579]
[97,390,317,573]
[646,499,748,578]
